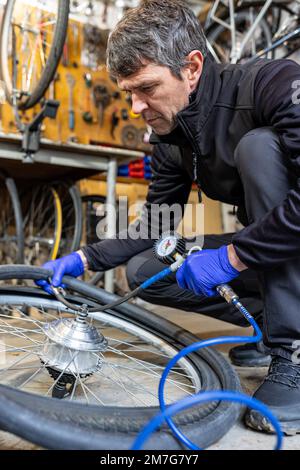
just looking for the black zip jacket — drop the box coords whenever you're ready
[82,57,300,272]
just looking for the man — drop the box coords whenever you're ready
[36,0,300,434]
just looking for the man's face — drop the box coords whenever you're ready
[117,62,195,135]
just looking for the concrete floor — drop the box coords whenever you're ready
[0,301,299,450]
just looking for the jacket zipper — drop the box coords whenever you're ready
[193,152,197,182]
[177,115,202,184]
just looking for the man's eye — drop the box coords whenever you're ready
[141,86,154,93]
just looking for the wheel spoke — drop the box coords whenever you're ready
[105,339,192,378]
[0,310,45,329]
[98,370,151,407]
[100,360,162,405]
[105,335,174,359]
[0,324,43,335]
[18,363,48,390]
[0,319,44,346]
[45,348,79,397]
[103,360,195,395]
[0,351,39,374]
[0,344,41,354]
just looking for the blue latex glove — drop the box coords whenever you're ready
[35,252,84,295]
[176,245,240,297]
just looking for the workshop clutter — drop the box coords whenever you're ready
[118,156,152,179]
[0,4,151,153]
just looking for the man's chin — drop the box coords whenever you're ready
[150,124,174,135]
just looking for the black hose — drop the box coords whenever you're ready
[52,285,141,313]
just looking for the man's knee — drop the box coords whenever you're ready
[126,248,164,291]
[234,127,283,184]
[126,255,144,290]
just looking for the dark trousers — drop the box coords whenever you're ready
[126,128,299,359]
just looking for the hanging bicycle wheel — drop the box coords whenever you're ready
[0,0,69,109]
[22,184,62,265]
[81,194,107,286]
[81,194,126,292]
[0,265,241,450]
[56,182,83,256]
[0,177,24,265]
[22,182,82,265]
[205,4,273,63]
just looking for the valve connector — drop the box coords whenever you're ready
[216,284,239,304]
[154,232,186,265]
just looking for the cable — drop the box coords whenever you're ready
[52,267,172,313]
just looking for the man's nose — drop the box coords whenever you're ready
[131,93,148,115]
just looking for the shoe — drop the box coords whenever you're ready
[245,356,300,435]
[229,341,271,367]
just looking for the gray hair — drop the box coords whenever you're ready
[107,0,208,80]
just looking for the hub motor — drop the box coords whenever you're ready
[41,306,108,398]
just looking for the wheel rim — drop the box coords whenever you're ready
[1,0,60,107]
[207,10,273,63]
[23,185,62,265]
[0,180,23,266]
[58,184,82,256]
[81,195,107,286]
[0,294,201,408]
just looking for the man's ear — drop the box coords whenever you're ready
[184,50,204,91]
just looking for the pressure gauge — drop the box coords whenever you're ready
[154,232,186,265]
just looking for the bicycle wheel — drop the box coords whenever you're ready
[0,265,241,450]
[81,194,125,291]
[22,184,62,265]
[205,4,273,63]
[0,177,24,265]
[0,0,69,109]
[81,194,106,286]
[57,183,83,256]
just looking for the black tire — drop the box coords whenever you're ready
[0,177,24,264]
[81,194,106,285]
[53,182,83,256]
[0,265,242,450]
[0,0,70,109]
[67,184,83,253]
[81,194,107,245]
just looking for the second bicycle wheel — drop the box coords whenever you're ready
[56,182,83,256]
[22,182,82,265]
[22,184,62,265]
[0,0,69,109]
[0,265,241,450]
[0,177,24,265]
[205,5,273,63]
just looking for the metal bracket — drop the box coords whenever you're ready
[21,99,60,162]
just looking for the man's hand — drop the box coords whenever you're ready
[176,245,246,297]
[35,251,86,295]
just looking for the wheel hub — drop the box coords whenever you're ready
[41,311,108,377]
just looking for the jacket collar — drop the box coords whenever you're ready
[150,55,222,148]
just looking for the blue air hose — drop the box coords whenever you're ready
[140,267,173,289]
[130,269,283,451]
